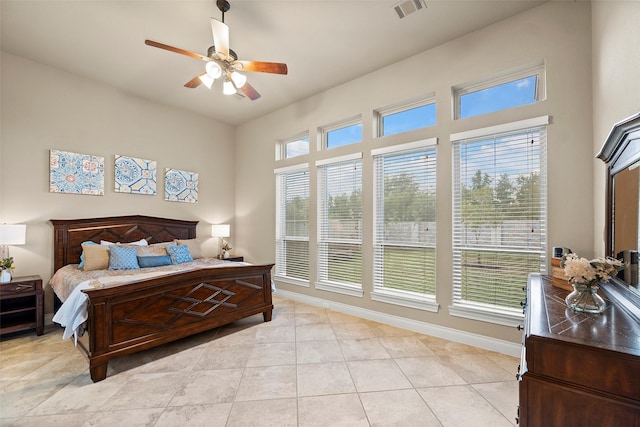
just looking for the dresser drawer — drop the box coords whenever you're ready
[527,337,640,401]
[0,281,38,294]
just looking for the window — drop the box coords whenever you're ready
[454,65,544,119]
[372,139,438,311]
[275,164,310,285]
[451,117,548,325]
[322,118,362,149]
[278,133,309,160]
[284,135,309,159]
[378,101,436,137]
[316,154,363,296]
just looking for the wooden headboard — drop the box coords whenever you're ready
[50,215,198,272]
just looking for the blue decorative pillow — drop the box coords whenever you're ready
[108,246,140,270]
[78,241,98,269]
[137,255,172,268]
[166,244,193,264]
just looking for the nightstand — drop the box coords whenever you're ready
[0,275,44,337]
[223,256,244,262]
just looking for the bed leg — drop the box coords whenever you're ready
[90,362,108,382]
[263,309,273,322]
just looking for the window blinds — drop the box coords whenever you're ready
[373,146,437,296]
[275,167,310,282]
[452,126,547,312]
[317,159,362,287]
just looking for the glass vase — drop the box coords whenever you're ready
[565,282,606,314]
[0,270,11,283]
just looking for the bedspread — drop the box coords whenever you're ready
[50,257,247,302]
[50,258,273,344]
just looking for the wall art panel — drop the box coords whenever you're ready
[50,149,104,195]
[114,155,157,195]
[164,168,198,203]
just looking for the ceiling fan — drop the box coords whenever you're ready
[144,0,288,100]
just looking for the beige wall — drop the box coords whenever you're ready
[591,1,640,256]
[0,52,236,313]
[235,1,594,344]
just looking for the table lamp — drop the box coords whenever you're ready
[0,224,26,259]
[211,224,230,259]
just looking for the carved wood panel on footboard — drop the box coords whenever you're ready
[82,264,274,382]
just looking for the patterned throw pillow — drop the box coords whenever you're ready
[136,244,170,257]
[108,246,140,270]
[166,244,193,264]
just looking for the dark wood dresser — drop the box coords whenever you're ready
[519,274,640,426]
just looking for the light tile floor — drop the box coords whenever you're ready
[0,296,520,426]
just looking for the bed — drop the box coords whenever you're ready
[50,215,274,382]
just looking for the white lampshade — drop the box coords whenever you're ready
[0,224,26,245]
[211,224,230,238]
[198,73,215,89]
[205,61,222,79]
[230,71,247,88]
[223,79,236,95]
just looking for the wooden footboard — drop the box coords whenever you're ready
[79,264,273,382]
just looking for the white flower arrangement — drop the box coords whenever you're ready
[561,253,626,287]
[220,239,232,252]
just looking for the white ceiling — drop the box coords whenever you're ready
[1,0,545,126]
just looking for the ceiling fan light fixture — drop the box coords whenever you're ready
[230,71,247,88]
[198,73,215,89]
[205,61,222,79]
[223,78,236,95]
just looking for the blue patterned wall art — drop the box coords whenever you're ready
[50,149,104,195]
[164,168,198,203]
[114,155,157,195]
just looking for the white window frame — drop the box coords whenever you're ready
[453,64,545,120]
[319,116,363,151]
[449,116,549,326]
[274,163,310,287]
[315,153,363,297]
[371,138,439,312]
[278,132,310,160]
[376,95,436,137]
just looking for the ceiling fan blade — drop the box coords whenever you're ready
[240,82,261,100]
[184,72,206,89]
[235,60,288,75]
[210,18,230,59]
[145,40,209,62]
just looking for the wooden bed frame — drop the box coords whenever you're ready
[50,215,274,382]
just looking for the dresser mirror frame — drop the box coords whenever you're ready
[597,111,640,315]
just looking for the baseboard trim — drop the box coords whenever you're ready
[275,289,521,357]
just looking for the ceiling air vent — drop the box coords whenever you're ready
[393,0,426,19]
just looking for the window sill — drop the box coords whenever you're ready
[449,303,524,327]
[315,281,363,298]
[371,289,439,313]
[274,275,310,288]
